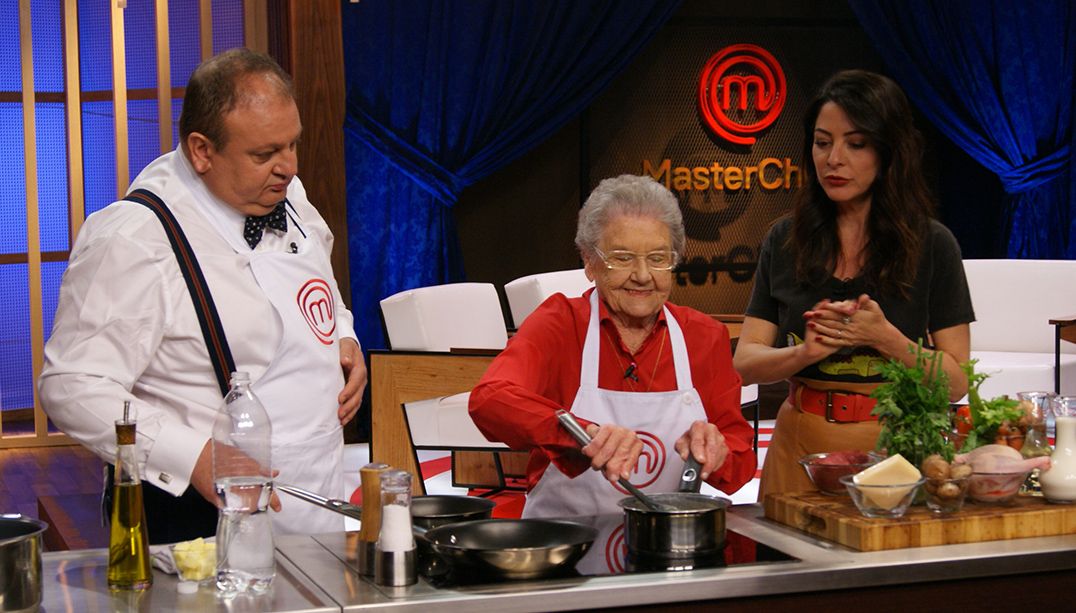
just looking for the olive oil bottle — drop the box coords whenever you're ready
[107,402,152,590]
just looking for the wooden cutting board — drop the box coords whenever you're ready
[764,492,1076,552]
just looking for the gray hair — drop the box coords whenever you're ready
[179,48,295,150]
[575,175,685,258]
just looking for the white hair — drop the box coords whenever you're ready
[575,174,685,257]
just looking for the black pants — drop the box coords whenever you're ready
[104,465,217,545]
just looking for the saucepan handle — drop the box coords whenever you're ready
[679,456,703,493]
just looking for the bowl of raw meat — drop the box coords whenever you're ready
[799,450,885,495]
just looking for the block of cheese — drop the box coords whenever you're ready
[852,454,922,510]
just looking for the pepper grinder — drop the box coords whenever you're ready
[357,463,390,576]
[374,470,416,587]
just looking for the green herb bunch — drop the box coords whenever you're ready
[871,341,954,466]
[960,359,1021,451]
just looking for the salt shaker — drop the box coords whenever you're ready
[374,470,416,587]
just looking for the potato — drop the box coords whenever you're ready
[937,482,962,500]
[949,463,973,479]
[921,454,950,480]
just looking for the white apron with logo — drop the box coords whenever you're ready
[523,292,706,573]
[247,224,345,535]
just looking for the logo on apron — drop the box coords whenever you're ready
[606,524,627,573]
[296,278,335,345]
[612,430,666,492]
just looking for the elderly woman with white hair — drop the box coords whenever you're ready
[469,174,756,518]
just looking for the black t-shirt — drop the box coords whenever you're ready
[745,217,976,384]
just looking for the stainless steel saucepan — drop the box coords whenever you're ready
[1,514,48,612]
[554,410,730,561]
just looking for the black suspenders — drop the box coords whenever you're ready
[102,187,231,544]
[124,188,236,396]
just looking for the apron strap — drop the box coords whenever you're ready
[580,291,602,388]
[124,188,236,397]
[664,304,693,390]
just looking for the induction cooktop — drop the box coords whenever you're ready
[421,512,799,588]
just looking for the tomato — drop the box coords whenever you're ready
[954,405,973,435]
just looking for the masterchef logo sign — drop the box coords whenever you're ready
[644,43,800,195]
[297,278,336,345]
[698,44,786,146]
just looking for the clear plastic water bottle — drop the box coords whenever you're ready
[212,371,275,595]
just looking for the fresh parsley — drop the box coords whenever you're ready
[871,341,954,466]
[960,360,1020,450]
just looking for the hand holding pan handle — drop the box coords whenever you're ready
[678,456,703,493]
[555,410,673,512]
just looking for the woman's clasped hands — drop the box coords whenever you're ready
[803,293,896,353]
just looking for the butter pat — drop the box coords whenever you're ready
[852,454,921,510]
[173,538,216,582]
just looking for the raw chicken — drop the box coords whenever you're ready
[954,444,1051,473]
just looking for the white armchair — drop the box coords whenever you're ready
[963,259,1076,398]
[379,282,508,351]
[503,269,593,328]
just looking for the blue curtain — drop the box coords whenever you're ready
[341,0,681,350]
[848,0,1076,259]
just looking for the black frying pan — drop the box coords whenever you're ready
[417,518,598,580]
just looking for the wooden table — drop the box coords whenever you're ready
[369,350,529,495]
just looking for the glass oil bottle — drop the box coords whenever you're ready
[107,401,152,590]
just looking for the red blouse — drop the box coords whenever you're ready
[468,289,756,494]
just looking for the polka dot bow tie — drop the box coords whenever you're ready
[243,203,288,249]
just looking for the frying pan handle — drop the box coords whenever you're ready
[679,456,703,493]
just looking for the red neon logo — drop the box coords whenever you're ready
[698,44,786,146]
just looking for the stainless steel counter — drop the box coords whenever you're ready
[42,504,1076,612]
[275,504,1076,612]
[39,546,337,613]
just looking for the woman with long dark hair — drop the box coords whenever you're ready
[734,70,974,497]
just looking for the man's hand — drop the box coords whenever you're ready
[190,440,281,511]
[338,338,367,425]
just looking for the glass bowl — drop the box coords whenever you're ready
[172,539,216,586]
[839,474,926,518]
[923,476,970,514]
[799,451,885,495]
[967,470,1031,504]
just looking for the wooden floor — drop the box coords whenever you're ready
[0,444,103,519]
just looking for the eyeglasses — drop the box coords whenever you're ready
[594,248,679,271]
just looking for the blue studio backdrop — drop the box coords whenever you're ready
[850,0,1076,259]
[340,0,681,352]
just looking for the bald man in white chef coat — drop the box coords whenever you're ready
[38,48,366,544]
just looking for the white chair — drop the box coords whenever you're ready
[379,283,519,493]
[503,269,593,328]
[379,282,508,351]
[963,259,1076,398]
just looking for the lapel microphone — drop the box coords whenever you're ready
[624,362,639,382]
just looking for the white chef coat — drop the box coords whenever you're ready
[39,148,357,500]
